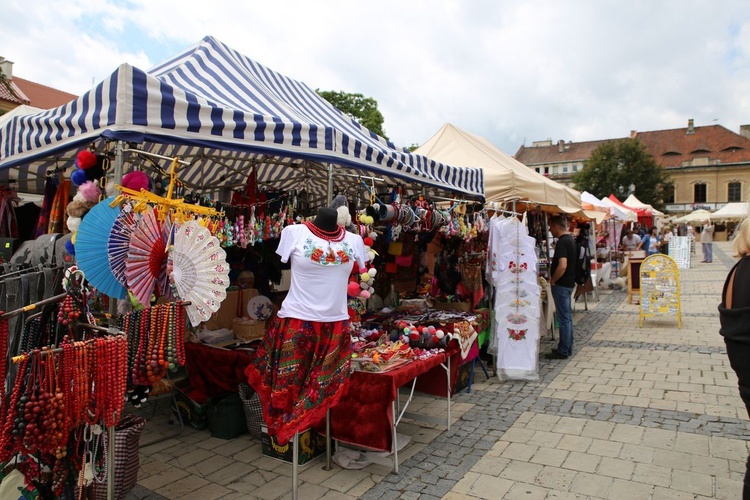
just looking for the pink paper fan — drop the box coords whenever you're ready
[125,208,167,306]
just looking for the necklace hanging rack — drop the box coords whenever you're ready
[111,157,224,224]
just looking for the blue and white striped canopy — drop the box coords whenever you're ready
[0,37,483,205]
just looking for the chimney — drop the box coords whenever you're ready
[558,139,564,153]
[0,57,12,80]
[740,124,750,141]
[630,130,638,139]
[687,118,695,135]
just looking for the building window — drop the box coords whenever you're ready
[562,165,568,173]
[694,183,707,203]
[664,184,675,204]
[535,168,540,173]
[544,167,549,175]
[728,182,742,202]
[573,164,578,172]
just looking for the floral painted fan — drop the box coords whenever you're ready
[168,220,229,326]
[125,207,167,306]
[107,203,138,287]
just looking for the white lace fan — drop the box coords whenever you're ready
[168,221,230,326]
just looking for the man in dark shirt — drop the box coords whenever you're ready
[546,216,578,359]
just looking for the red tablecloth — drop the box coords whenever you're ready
[184,341,459,452]
[185,342,253,397]
[327,344,460,452]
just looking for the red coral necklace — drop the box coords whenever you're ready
[304,221,345,242]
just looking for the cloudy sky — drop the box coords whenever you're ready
[3,0,750,155]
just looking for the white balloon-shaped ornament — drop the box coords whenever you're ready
[367,251,376,262]
[360,282,369,290]
[368,268,377,277]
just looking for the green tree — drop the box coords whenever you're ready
[572,139,672,210]
[316,90,388,139]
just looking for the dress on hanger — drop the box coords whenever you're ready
[245,222,366,444]
[488,216,540,380]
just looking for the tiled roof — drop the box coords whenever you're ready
[0,78,29,105]
[13,76,76,109]
[515,138,626,165]
[635,125,750,168]
[514,125,750,169]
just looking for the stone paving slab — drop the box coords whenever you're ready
[592,313,726,347]
[450,412,747,499]
[125,242,744,499]
[539,346,745,420]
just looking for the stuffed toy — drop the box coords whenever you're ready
[329,194,353,228]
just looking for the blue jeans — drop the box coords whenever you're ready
[702,242,713,262]
[552,285,574,356]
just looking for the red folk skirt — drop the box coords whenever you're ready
[245,316,352,445]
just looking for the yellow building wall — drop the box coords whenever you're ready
[670,166,750,206]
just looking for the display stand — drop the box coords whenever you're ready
[639,254,681,328]
[627,258,644,304]
[668,236,691,269]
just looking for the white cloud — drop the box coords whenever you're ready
[2,0,750,156]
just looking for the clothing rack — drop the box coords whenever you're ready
[0,263,44,280]
[0,292,69,319]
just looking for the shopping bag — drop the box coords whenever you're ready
[239,383,265,439]
[92,415,146,500]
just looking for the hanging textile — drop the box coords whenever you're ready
[488,215,541,380]
[35,176,59,237]
[48,178,70,234]
[0,187,19,238]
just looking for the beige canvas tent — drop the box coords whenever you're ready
[712,202,748,220]
[415,124,582,210]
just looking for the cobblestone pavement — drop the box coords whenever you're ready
[127,241,748,499]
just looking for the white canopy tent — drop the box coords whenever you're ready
[598,196,638,222]
[712,203,748,220]
[0,37,483,207]
[623,194,664,217]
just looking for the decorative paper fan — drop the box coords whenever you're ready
[169,220,229,326]
[247,296,274,321]
[156,217,174,299]
[125,207,167,306]
[75,196,128,299]
[107,203,138,287]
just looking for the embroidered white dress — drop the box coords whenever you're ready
[488,216,541,380]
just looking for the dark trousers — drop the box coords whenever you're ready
[724,337,750,498]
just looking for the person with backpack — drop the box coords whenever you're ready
[546,216,579,360]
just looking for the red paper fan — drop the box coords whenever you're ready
[125,208,167,305]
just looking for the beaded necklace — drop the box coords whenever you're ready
[304,220,345,242]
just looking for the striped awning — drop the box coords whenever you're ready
[0,37,483,205]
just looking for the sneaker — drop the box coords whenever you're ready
[544,350,569,360]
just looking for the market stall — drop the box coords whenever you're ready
[0,37,488,498]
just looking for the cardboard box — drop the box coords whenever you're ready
[260,425,325,466]
[172,383,209,430]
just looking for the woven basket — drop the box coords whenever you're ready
[233,317,266,341]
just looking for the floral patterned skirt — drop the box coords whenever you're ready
[245,316,352,445]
